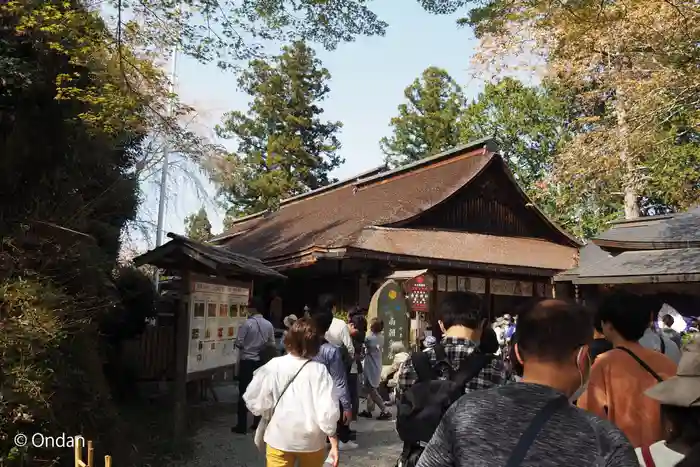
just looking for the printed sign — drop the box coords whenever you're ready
[187,281,251,374]
[406,275,430,313]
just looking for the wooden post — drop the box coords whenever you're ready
[429,272,440,341]
[173,271,191,442]
[74,437,81,467]
[87,440,94,467]
[484,278,492,322]
[104,456,112,467]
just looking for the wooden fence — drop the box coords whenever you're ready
[121,325,175,381]
[74,438,111,467]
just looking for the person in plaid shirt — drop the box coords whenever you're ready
[396,291,509,396]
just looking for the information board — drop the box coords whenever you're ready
[187,281,250,374]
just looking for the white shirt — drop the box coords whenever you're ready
[236,314,275,361]
[639,328,682,364]
[243,354,340,453]
[636,441,684,466]
[326,317,355,358]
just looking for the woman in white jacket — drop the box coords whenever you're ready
[244,318,340,467]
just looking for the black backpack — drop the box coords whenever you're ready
[396,344,494,446]
[322,338,353,373]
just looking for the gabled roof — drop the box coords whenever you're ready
[572,248,700,284]
[214,139,578,265]
[557,207,700,284]
[594,207,700,250]
[133,233,285,279]
[553,243,611,282]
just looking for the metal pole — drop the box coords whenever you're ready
[154,45,179,289]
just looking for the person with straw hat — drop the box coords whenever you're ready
[636,339,700,467]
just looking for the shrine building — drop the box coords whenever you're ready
[210,138,582,334]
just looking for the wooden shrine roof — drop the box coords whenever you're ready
[349,226,578,274]
[556,207,700,284]
[212,138,579,269]
[133,233,286,279]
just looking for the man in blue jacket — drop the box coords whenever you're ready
[310,308,357,451]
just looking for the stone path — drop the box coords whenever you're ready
[181,383,401,467]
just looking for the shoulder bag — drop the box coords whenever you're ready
[254,360,310,452]
[253,317,279,364]
[617,347,664,382]
[504,395,569,467]
[640,446,656,467]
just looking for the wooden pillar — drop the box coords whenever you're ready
[173,271,191,443]
[484,278,492,322]
[430,272,441,341]
[358,272,371,309]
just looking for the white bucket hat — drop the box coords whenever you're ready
[645,338,700,407]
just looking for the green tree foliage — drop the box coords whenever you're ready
[215,41,343,216]
[461,78,570,187]
[110,0,389,70]
[381,67,465,167]
[0,0,150,464]
[185,207,213,242]
[433,0,700,226]
[459,78,612,238]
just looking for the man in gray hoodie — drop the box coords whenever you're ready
[417,300,639,467]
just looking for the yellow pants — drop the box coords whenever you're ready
[266,445,326,467]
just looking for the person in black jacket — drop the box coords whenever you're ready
[589,309,613,363]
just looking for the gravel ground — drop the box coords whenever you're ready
[181,383,401,467]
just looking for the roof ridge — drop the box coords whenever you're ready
[212,164,389,235]
[356,137,496,189]
[279,164,388,207]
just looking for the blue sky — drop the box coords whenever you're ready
[138,2,490,250]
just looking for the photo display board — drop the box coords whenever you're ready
[187,281,250,374]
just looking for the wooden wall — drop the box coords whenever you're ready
[402,162,571,245]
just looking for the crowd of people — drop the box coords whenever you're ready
[231,290,700,467]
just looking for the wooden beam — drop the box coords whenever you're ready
[484,277,492,322]
[346,249,562,278]
[173,270,191,443]
[182,247,218,270]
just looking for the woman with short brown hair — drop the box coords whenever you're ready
[244,318,340,467]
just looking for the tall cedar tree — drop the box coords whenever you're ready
[185,207,213,242]
[381,67,465,167]
[216,41,343,216]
